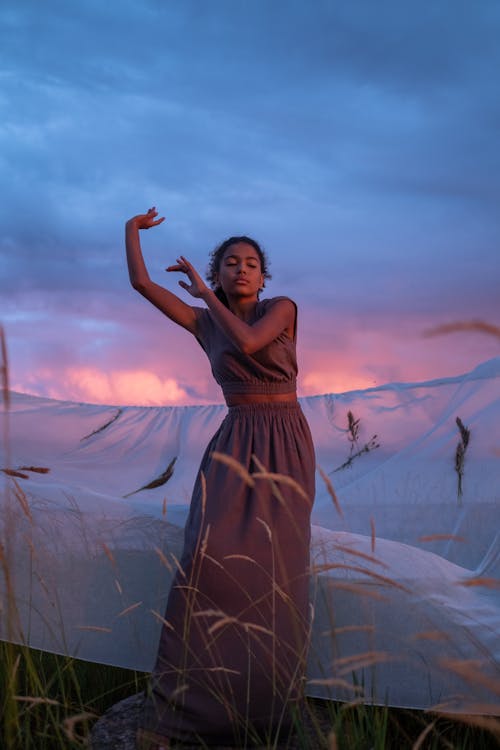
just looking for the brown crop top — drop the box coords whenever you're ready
[193,297,298,398]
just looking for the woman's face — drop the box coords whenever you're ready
[216,242,264,299]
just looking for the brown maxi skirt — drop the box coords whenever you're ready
[141,401,315,746]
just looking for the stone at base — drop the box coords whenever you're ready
[90,693,143,750]
[89,693,334,749]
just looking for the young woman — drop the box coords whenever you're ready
[126,208,315,749]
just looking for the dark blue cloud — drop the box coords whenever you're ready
[1,0,498,398]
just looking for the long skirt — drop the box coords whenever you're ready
[141,401,315,746]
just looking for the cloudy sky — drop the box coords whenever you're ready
[1,1,499,405]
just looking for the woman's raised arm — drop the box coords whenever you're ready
[125,208,198,334]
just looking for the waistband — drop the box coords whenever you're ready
[226,400,302,416]
[222,379,297,396]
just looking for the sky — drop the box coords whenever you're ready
[1,0,499,406]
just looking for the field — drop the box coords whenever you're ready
[1,641,499,749]
[1,330,500,748]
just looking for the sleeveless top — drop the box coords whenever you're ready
[193,296,298,398]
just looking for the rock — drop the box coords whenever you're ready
[90,693,335,749]
[90,693,143,750]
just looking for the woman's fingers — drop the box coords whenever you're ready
[178,255,194,270]
[142,207,165,227]
[165,256,205,298]
[131,208,165,229]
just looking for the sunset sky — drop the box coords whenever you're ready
[1,1,499,406]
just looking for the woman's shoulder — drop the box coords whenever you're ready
[258,296,297,322]
[258,297,297,340]
[258,295,297,311]
[192,305,216,349]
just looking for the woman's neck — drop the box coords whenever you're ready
[227,296,259,321]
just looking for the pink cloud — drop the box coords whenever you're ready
[297,309,499,396]
[7,302,498,406]
[13,366,192,406]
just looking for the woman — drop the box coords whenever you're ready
[126,208,315,749]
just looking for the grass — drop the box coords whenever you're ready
[1,323,500,748]
[0,641,146,749]
[332,410,380,473]
[454,417,470,503]
[0,643,499,748]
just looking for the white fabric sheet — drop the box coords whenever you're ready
[1,357,499,712]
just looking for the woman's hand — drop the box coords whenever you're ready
[166,256,210,299]
[127,207,165,230]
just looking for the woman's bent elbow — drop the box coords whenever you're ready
[131,279,148,294]
[240,340,259,355]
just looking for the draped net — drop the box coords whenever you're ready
[1,357,499,713]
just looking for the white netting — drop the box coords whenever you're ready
[1,358,499,711]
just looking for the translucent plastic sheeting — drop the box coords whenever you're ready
[1,358,499,713]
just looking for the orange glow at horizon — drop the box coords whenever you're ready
[13,366,192,406]
[301,369,377,395]
[9,313,499,407]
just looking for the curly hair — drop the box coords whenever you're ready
[206,236,271,307]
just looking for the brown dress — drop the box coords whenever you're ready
[141,297,315,746]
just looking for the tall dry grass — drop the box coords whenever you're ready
[1,323,500,748]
